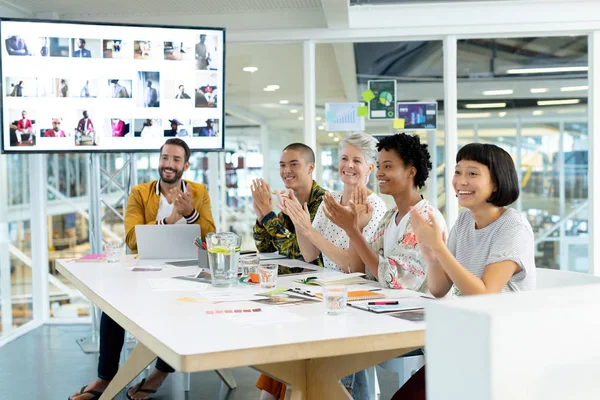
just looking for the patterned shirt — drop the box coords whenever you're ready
[312,191,387,271]
[367,199,447,292]
[253,180,327,267]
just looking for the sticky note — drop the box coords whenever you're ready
[326,111,336,122]
[361,90,375,102]
[357,105,368,117]
[393,118,405,129]
[178,297,210,303]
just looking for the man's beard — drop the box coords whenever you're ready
[159,167,183,184]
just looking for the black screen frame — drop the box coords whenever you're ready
[0,17,226,154]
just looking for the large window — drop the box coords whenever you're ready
[225,43,304,248]
[457,36,589,271]
[316,40,445,212]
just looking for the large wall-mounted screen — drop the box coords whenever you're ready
[0,19,225,153]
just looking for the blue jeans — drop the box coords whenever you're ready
[97,312,174,380]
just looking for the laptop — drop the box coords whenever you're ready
[135,225,207,265]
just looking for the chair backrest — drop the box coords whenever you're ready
[536,268,600,290]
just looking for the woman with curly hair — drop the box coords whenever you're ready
[324,132,447,292]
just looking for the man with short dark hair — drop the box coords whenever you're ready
[15,110,33,145]
[43,118,66,137]
[69,138,216,400]
[73,38,92,58]
[175,84,190,99]
[252,143,327,261]
[76,110,95,145]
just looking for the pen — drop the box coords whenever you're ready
[368,301,399,305]
[289,287,317,297]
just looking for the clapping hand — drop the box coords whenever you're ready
[170,186,194,216]
[322,192,359,233]
[410,207,445,257]
[250,178,273,221]
[351,185,373,231]
[284,191,312,236]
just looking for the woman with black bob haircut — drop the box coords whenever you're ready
[391,143,536,399]
[410,142,536,298]
[458,143,520,207]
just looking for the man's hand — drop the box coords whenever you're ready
[251,178,273,221]
[170,186,194,217]
[285,195,313,236]
[164,207,183,225]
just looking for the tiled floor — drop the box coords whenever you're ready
[0,325,402,399]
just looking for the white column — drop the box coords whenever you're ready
[558,121,568,271]
[260,124,269,180]
[303,40,317,171]
[588,32,600,276]
[0,154,12,333]
[208,153,221,231]
[516,119,523,213]
[444,36,459,228]
[29,154,49,322]
[427,130,438,209]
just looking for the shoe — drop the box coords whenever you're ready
[68,385,103,400]
[126,378,157,400]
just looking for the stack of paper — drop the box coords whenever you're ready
[293,272,368,286]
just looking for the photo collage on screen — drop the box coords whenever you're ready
[1,20,224,152]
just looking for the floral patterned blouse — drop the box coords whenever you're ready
[367,199,447,292]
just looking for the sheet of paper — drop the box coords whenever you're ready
[131,267,162,272]
[200,286,266,302]
[148,278,209,292]
[258,252,287,261]
[266,258,320,270]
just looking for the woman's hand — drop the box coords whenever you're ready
[410,207,445,252]
[322,192,359,233]
[351,185,373,231]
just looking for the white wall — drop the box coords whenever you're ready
[427,284,600,400]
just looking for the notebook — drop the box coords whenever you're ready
[76,254,106,262]
[346,290,386,302]
[349,296,432,313]
[293,272,368,286]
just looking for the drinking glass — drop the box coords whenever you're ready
[104,242,122,263]
[324,286,348,315]
[258,264,278,289]
[240,254,260,278]
[206,232,241,288]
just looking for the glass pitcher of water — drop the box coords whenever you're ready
[206,232,241,288]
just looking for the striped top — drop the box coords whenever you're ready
[448,208,536,296]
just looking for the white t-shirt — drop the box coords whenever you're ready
[155,181,187,224]
[312,191,387,271]
[383,210,404,258]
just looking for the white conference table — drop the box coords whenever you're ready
[57,258,425,400]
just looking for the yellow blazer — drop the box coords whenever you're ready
[124,180,216,252]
